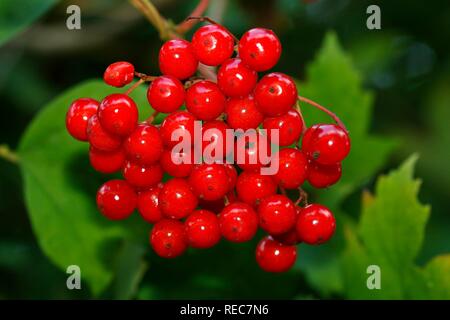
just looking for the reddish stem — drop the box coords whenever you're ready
[125,79,145,95]
[145,110,160,124]
[295,102,307,135]
[295,188,309,206]
[297,95,348,132]
[135,71,157,82]
[176,0,211,34]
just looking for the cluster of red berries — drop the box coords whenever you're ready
[65,22,350,273]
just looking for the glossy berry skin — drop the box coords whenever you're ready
[188,164,230,201]
[186,80,226,121]
[296,204,336,245]
[98,94,138,137]
[302,124,350,165]
[159,39,198,80]
[254,73,298,117]
[150,219,188,258]
[123,161,163,189]
[137,186,163,224]
[235,132,271,172]
[96,180,137,220]
[185,210,221,249]
[272,148,308,189]
[87,115,122,152]
[159,178,198,219]
[219,202,258,242]
[263,109,303,146]
[256,236,297,273]
[66,98,99,141]
[103,61,135,87]
[224,164,238,191]
[147,75,185,113]
[236,171,277,207]
[274,206,301,245]
[202,120,231,160]
[258,195,297,235]
[238,28,281,72]
[225,95,264,130]
[160,148,193,178]
[89,146,125,174]
[217,58,258,98]
[160,111,197,148]
[307,161,342,188]
[191,24,234,66]
[124,124,163,165]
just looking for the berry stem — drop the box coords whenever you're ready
[176,0,211,34]
[125,79,145,95]
[279,186,287,196]
[145,110,160,124]
[295,187,309,206]
[134,71,157,82]
[295,101,307,135]
[297,95,348,132]
[182,16,239,43]
[128,0,174,40]
[0,144,19,164]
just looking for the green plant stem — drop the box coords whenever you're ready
[0,144,19,164]
[128,0,173,39]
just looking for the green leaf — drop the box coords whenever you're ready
[18,79,152,295]
[0,0,58,46]
[423,255,450,299]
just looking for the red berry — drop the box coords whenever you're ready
[202,120,231,161]
[159,178,198,219]
[238,28,281,71]
[273,206,301,245]
[235,132,271,172]
[137,186,163,224]
[223,164,238,191]
[159,39,198,80]
[296,204,336,245]
[150,219,188,258]
[87,115,122,152]
[96,180,137,220]
[254,72,297,117]
[191,24,234,66]
[186,80,226,120]
[89,146,125,174]
[236,171,277,207]
[256,236,297,273]
[98,94,138,137]
[160,148,193,178]
[272,148,308,189]
[66,98,99,141]
[258,194,297,235]
[263,109,303,146]
[188,164,230,201]
[185,210,221,248]
[302,124,350,165]
[160,111,197,148]
[123,161,163,189]
[217,58,257,97]
[307,161,342,188]
[147,75,185,113]
[124,124,163,165]
[219,202,258,242]
[225,95,264,130]
[103,61,135,87]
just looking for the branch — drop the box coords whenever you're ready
[176,0,210,34]
[0,144,19,164]
[128,0,172,39]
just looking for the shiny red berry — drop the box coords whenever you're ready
[123,161,163,189]
[66,98,99,141]
[302,124,350,165]
[188,164,230,201]
[307,161,342,188]
[89,146,125,174]
[262,109,303,146]
[225,95,264,130]
[103,61,135,87]
[202,120,232,161]
[191,24,235,66]
[238,28,281,71]
[256,236,297,273]
[185,210,221,249]
[137,185,163,224]
[223,164,238,191]
[272,148,308,189]
[160,148,193,178]
[159,39,198,80]
[186,80,226,120]
[296,204,336,245]
[219,202,258,242]
[150,219,188,258]
[87,115,122,152]
[98,94,138,137]
[254,72,297,117]
[96,180,137,220]
[258,194,297,235]
[217,58,257,97]
[236,171,277,207]
[273,206,301,245]
[124,124,163,165]
[160,111,197,148]
[235,132,271,172]
[147,75,185,113]
[159,178,198,219]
